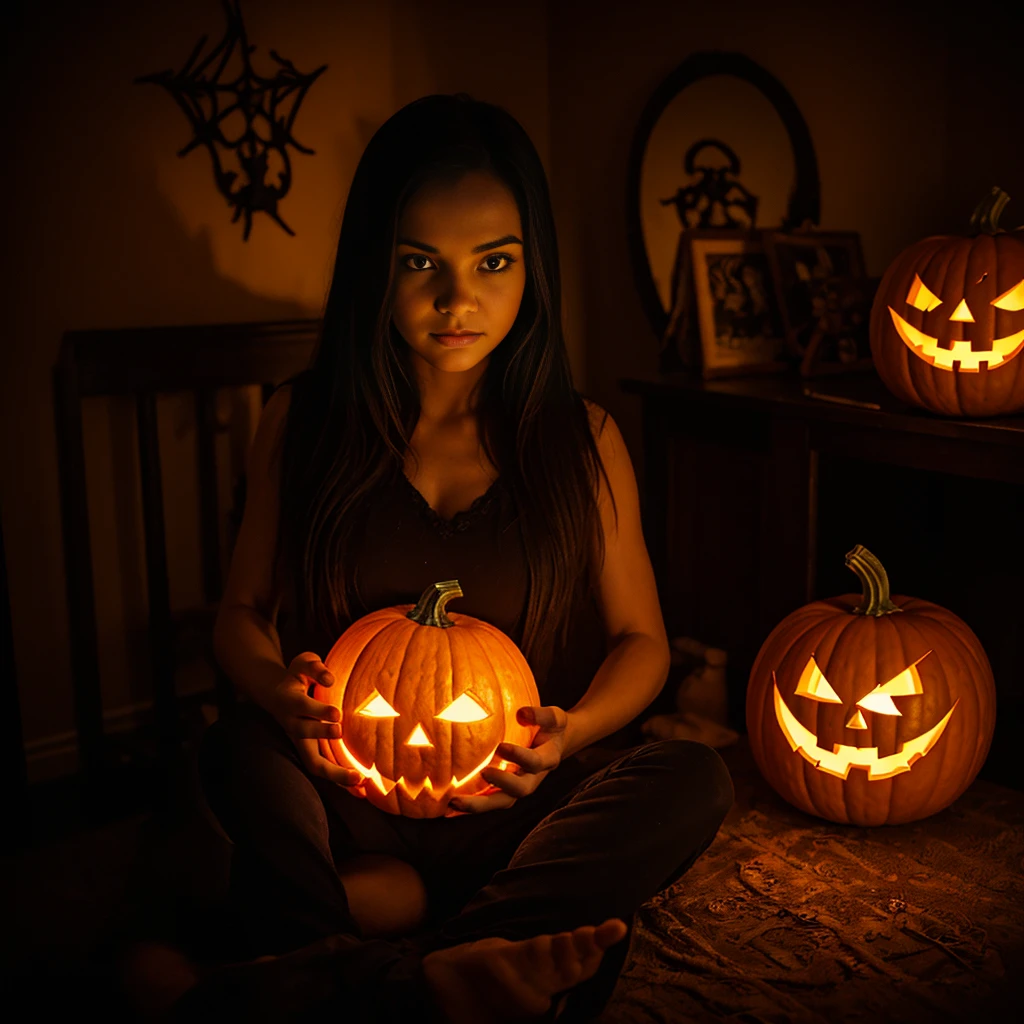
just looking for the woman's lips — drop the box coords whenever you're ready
[432,333,482,347]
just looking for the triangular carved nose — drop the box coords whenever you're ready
[406,722,433,747]
[949,298,975,323]
[846,708,868,730]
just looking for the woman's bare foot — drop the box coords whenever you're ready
[337,853,429,938]
[421,917,629,1023]
[118,942,201,1021]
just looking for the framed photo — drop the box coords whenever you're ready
[799,275,879,377]
[764,230,866,356]
[689,231,788,378]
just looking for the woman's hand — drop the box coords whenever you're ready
[263,652,363,788]
[444,705,571,816]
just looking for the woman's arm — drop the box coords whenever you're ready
[212,385,293,709]
[562,403,671,759]
[443,403,671,815]
[213,386,361,788]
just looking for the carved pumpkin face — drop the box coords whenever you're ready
[870,189,1024,416]
[886,270,1024,373]
[771,652,957,781]
[312,580,540,818]
[746,547,996,826]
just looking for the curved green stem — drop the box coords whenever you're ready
[407,579,463,628]
[969,186,1010,235]
[845,545,901,617]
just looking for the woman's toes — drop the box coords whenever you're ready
[550,931,581,985]
[594,917,629,948]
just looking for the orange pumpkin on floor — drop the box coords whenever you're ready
[746,546,996,826]
[869,187,1024,417]
[311,579,540,818]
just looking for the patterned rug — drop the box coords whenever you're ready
[601,739,1024,1022]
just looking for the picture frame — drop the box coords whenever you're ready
[763,230,866,358]
[689,230,789,378]
[798,275,879,377]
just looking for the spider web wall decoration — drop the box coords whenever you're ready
[135,0,327,241]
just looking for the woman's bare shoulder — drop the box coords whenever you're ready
[581,397,610,450]
[581,396,612,443]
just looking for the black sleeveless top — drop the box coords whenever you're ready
[276,467,608,712]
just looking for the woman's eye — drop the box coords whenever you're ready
[482,253,515,273]
[402,254,434,272]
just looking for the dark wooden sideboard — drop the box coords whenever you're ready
[620,369,1024,788]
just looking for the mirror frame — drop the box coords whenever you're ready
[627,51,821,340]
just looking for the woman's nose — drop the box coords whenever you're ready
[434,272,478,317]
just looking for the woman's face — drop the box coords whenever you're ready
[392,170,526,378]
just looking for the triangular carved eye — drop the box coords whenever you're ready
[907,274,942,311]
[993,278,1024,311]
[358,691,399,718]
[795,657,842,703]
[857,654,928,716]
[436,692,489,722]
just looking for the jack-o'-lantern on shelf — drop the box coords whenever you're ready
[870,187,1024,417]
[746,546,996,826]
[311,580,540,818]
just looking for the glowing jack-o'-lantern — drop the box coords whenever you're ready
[311,579,540,818]
[870,187,1024,416]
[746,546,996,826]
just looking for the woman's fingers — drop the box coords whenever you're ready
[519,705,568,731]
[289,652,334,688]
[316,761,364,787]
[298,694,340,721]
[295,739,362,787]
[291,717,342,740]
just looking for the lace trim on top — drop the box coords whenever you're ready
[398,471,502,538]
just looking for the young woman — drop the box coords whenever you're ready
[175,93,733,1023]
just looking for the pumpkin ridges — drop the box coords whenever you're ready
[444,624,491,786]
[879,609,923,825]
[319,614,406,771]
[884,610,960,824]
[923,239,961,414]
[992,233,1024,406]
[460,621,538,753]
[391,619,441,813]
[904,612,960,821]
[750,602,855,822]
[370,618,418,798]
[828,610,881,825]
[929,608,994,791]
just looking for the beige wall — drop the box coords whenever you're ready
[3,0,1019,779]
[1,0,549,779]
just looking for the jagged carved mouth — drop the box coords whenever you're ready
[889,307,1024,372]
[772,681,958,781]
[326,736,501,799]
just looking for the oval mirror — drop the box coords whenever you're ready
[627,52,820,358]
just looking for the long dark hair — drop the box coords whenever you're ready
[279,93,614,681]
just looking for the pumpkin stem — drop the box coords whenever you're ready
[845,545,901,617]
[969,186,1010,235]
[407,579,463,628]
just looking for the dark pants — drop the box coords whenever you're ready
[184,701,733,1022]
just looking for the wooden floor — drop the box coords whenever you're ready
[3,737,1023,1021]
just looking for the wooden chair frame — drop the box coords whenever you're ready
[53,318,319,798]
